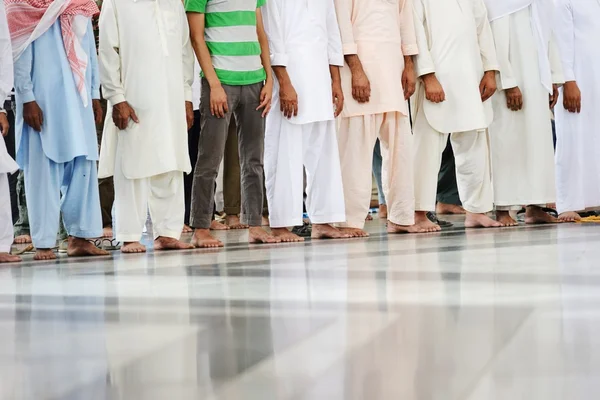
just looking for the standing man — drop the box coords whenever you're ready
[411,0,502,230]
[98,0,196,253]
[262,0,350,242]
[553,0,600,221]
[8,0,109,260]
[334,0,425,237]
[186,0,280,247]
[485,0,564,226]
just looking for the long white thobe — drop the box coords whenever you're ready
[98,0,194,180]
[489,6,564,208]
[554,0,600,213]
[262,0,346,228]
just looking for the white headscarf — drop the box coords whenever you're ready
[484,0,555,93]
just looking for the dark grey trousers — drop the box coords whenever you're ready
[436,138,462,206]
[190,79,265,229]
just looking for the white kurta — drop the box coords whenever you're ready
[98,0,194,180]
[554,0,600,213]
[262,0,346,228]
[489,6,564,208]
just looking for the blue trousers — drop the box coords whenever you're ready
[21,132,102,248]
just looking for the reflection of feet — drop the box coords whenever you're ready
[226,215,248,230]
[465,212,503,228]
[338,227,369,238]
[311,224,352,239]
[272,227,304,242]
[379,204,388,219]
[182,224,193,233]
[387,221,429,234]
[365,214,373,221]
[558,211,581,223]
[34,248,56,261]
[525,206,560,225]
[495,211,518,227]
[102,226,113,238]
[14,235,32,244]
[262,216,270,226]
[436,203,466,215]
[210,220,230,231]
[248,226,280,244]
[415,212,441,232]
[122,242,147,254]
[154,236,195,251]
[67,237,110,257]
[191,229,224,248]
[0,252,21,263]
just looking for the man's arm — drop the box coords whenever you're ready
[256,7,273,117]
[412,0,444,103]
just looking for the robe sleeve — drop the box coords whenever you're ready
[553,0,574,82]
[88,20,101,100]
[327,0,344,66]
[0,1,13,104]
[98,0,126,105]
[333,0,357,55]
[181,6,194,103]
[262,0,287,66]
[549,33,564,85]
[473,0,499,72]
[489,17,518,90]
[399,0,418,56]
[412,0,435,77]
[14,45,35,104]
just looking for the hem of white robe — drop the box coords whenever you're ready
[463,205,494,214]
[116,233,144,243]
[556,203,600,215]
[153,230,182,241]
[0,246,10,253]
[336,219,366,230]
[495,200,554,210]
[311,213,347,225]
[269,218,305,229]
[388,213,415,227]
[340,106,409,119]
[415,203,435,213]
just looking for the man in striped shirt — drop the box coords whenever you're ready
[186,0,280,247]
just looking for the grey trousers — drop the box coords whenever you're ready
[190,79,265,229]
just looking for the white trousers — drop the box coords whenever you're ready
[265,113,346,228]
[114,147,184,242]
[413,110,493,214]
[0,173,12,253]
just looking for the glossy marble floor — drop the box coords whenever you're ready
[2,217,600,400]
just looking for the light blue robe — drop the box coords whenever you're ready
[14,19,102,248]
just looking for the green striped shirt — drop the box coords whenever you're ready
[185,0,267,86]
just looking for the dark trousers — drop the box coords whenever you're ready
[96,99,114,228]
[436,138,462,206]
[184,110,201,225]
[4,101,18,223]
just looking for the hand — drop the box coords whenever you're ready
[479,71,497,102]
[210,85,228,118]
[422,73,445,103]
[332,81,344,118]
[402,62,416,100]
[112,101,139,130]
[93,99,103,125]
[562,81,581,113]
[549,84,560,109]
[279,81,298,119]
[0,113,8,137]
[505,87,523,111]
[185,101,194,130]
[257,80,273,118]
[351,68,371,103]
[23,101,44,132]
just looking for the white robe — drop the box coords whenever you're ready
[98,0,194,180]
[488,6,564,208]
[554,0,600,213]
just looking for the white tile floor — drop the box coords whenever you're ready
[3,218,600,399]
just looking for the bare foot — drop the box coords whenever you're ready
[210,220,230,231]
[414,211,442,232]
[226,215,248,230]
[34,248,56,261]
[495,211,519,227]
[154,236,195,251]
[525,206,560,225]
[14,235,32,244]
[272,227,304,242]
[121,242,147,253]
[365,214,373,221]
[379,204,388,219]
[311,224,352,240]
[558,211,581,223]
[248,226,281,244]
[191,229,224,248]
[337,227,369,238]
[0,252,22,263]
[436,203,466,215]
[262,216,270,226]
[67,237,110,257]
[182,224,193,233]
[387,221,429,234]
[102,226,113,238]
[464,212,503,228]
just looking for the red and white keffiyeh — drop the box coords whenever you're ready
[5,0,99,106]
